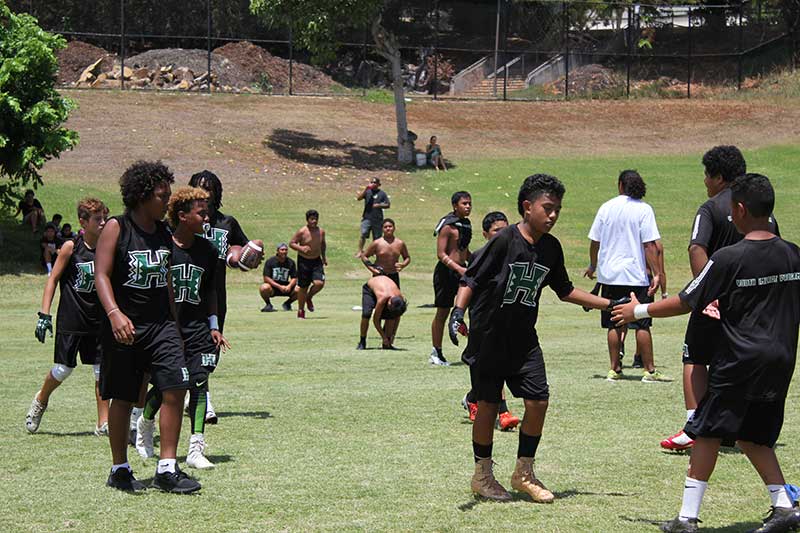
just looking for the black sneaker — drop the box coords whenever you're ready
[152,467,202,494]
[356,341,366,350]
[261,304,275,312]
[749,506,800,533]
[632,354,644,368]
[660,516,699,533]
[382,344,397,350]
[281,301,292,311]
[106,468,147,492]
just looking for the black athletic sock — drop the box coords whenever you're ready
[435,347,443,357]
[473,441,493,462]
[499,400,509,414]
[359,336,366,345]
[517,431,541,459]
[142,387,162,421]
[188,386,207,434]
[465,389,477,404]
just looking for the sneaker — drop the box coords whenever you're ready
[25,393,47,433]
[497,411,520,431]
[461,394,478,422]
[106,467,147,492]
[511,457,554,503]
[135,416,155,459]
[152,467,202,494]
[429,349,449,367]
[205,404,218,425]
[632,354,644,368]
[356,341,366,350]
[642,370,673,383]
[661,430,694,451]
[260,303,275,312]
[471,458,512,501]
[281,301,292,311]
[186,434,215,470]
[750,506,800,533]
[94,422,109,437]
[382,344,397,350]
[297,309,305,319]
[606,369,623,382]
[660,516,700,533]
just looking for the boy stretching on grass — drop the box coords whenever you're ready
[449,174,623,502]
[613,174,800,533]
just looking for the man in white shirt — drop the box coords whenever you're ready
[585,170,671,383]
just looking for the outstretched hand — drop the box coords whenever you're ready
[448,307,468,346]
[611,292,640,327]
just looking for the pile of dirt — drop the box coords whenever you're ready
[125,48,250,88]
[56,41,117,84]
[214,41,341,93]
[546,64,624,95]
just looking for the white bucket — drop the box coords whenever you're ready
[415,152,427,167]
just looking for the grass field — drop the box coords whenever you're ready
[1,92,799,532]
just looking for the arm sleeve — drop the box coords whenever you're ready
[679,250,731,310]
[230,218,249,247]
[689,204,714,249]
[640,206,661,243]
[462,237,504,290]
[547,239,575,299]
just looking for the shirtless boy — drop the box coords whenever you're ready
[361,218,410,287]
[290,209,327,319]
[357,274,408,350]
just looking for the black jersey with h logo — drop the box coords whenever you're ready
[57,235,99,335]
[110,214,172,325]
[170,237,217,337]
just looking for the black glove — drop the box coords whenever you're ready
[606,296,631,313]
[35,312,53,343]
[448,307,468,346]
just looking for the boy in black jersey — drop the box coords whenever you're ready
[137,187,229,470]
[95,161,200,494]
[449,175,621,502]
[26,198,110,436]
[188,170,263,423]
[614,174,800,533]
[661,146,780,451]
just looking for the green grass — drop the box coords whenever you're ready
[1,144,799,532]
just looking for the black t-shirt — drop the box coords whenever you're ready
[170,237,217,340]
[110,214,172,326]
[434,213,472,251]
[463,224,574,372]
[19,198,43,217]
[362,189,389,221]
[262,256,296,285]
[202,210,248,308]
[56,235,99,335]
[679,237,800,401]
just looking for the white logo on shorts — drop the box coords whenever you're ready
[201,353,217,367]
[181,368,189,382]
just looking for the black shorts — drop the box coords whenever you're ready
[682,312,725,366]
[272,283,294,296]
[377,271,400,288]
[100,320,188,402]
[474,347,549,403]
[360,218,383,240]
[684,388,786,447]
[601,284,652,329]
[54,333,102,367]
[297,256,325,288]
[433,261,461,308]
[184,333,218,388]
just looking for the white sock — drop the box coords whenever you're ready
[111,462,130,473]
[768,484,793,509]
[686,409,696,422]
[671,432,694,446]
[206,391,214,411]
[679,477,707,520]
[157,458,177,474]
[46,262,52,274]
[130,407,143,429]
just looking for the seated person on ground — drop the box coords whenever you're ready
[357,274,407,350]
[426,135,447,171]
[15,189,45,233]
[40,223,61,275]
[59,223,77,241]
[260,243,298,312]
[51,214,63,231]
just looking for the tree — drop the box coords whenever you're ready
[0,2,79,210]
[250,0,415,164]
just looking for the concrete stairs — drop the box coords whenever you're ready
[458,76,527,98]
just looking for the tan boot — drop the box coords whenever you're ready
[511,457,554,503]
[471,458,512,501]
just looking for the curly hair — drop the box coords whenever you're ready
[482,211,508,232]
[702,145,746,182]
[76,197,108,220]
[188,170,223,212]
[517,174,565,216]
[119,161,175,210]
[383,296,408,319]
[618,170,646,199]
[167,187,209,228]
[731,173,774,218]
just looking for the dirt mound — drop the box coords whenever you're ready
[125,48,251,88]
[56,41,117,84]
[546,64,623,95]
[214,41,341,94]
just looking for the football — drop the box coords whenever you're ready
[238,240,264,271]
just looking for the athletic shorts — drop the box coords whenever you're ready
[684,388,786,447]
[433,261,461,308]
[54,333,101,367]
[601,284,652,329]
[184,333,218,389]
[297,256,325,288]
[360,218,383,240]
[271,283,294,296]
[474,347,549,403]
[682,312,725,366]
[376,271,400,288]
[100,320,188,402]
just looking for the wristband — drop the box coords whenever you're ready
[226,252,236,268]
[208,314,219,331]
[633,304,651,320]
[107,307,120,317]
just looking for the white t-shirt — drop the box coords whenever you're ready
[588,195,660,286]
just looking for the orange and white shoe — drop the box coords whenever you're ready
[660,430,694,451]
[461,394,478,422]
[497,411,520,431]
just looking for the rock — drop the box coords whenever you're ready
[160,65,173,73]
[176,79,191,90]
[132,67,151,80]
[77,57,104,83]
[162,72,174,83]
[131,77,149,87]
[175,67,195,82]
[90,73,111,87]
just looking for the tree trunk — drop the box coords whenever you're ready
[372,18,414,165]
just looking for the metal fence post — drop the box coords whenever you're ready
[120,0,126,90]
[362,24,368,97]
[433,0,440,101]
[687,6,692,99]
[563,1,569,100]
[207,0,212,93]
[502,0,509,101]
[626,4,632,98]
[288,22,293,96]
[737,2,744,90]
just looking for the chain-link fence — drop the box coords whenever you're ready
[9,0,799,100]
